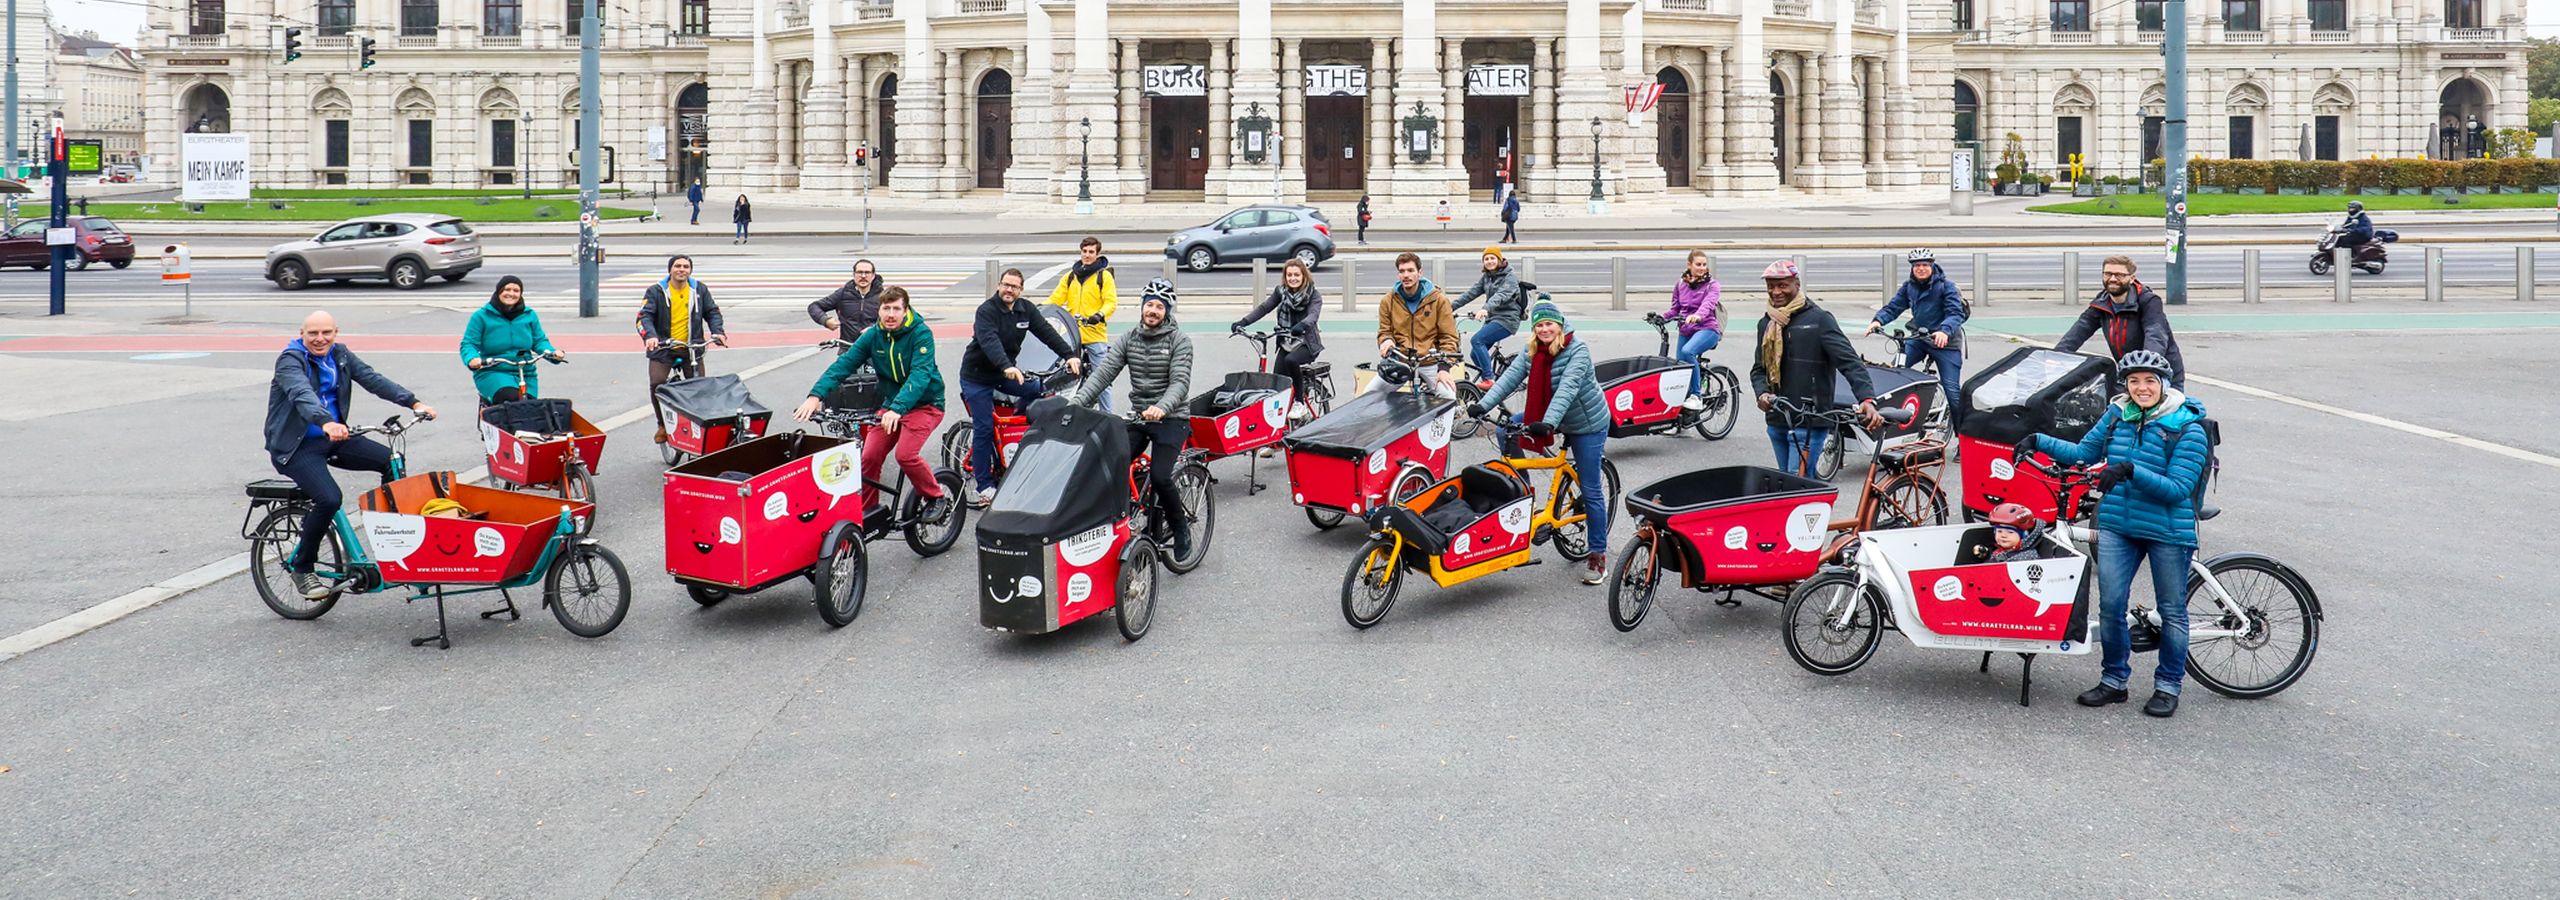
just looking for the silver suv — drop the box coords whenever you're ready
[265,213,482,291]
[1164,204,1336,273]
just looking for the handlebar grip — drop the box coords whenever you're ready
[1878,407,1914,425]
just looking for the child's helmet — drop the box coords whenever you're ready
[1989,503,2040,535]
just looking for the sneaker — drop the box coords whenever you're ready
[1582,553,1607,585]
[292,571,332,600]
[2076,685,2130,707]
[1257,446,1279,459]
[919,495,954,523]
[2143,690,2180,718]
[1680,393,1707,412]
[970,487,996,508]
[1474,378,1494,392]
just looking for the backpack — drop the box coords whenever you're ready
[2162,410,2220,510]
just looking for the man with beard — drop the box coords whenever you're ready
[2055,255,2186,391]
[1073,278,1199,560]
[808,258,887,347]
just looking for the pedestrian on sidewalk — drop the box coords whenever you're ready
[809,258,885,346]
[1498,186,1522,244]
[636,255,727,444]
[687,179,704,225]
[1356,194,1372,245]
[731,194,752,244]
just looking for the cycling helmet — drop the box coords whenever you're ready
[1905,248,1937,265]
[1988,502,2040,535]
[1140,277,1178,312]
[2345,200,2364,213]
[2116,349,2174,380]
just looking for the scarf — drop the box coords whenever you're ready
[1525,333,1573,425]
[1068,256,1110,285]
[1276,283,1314,320]
[1758,296,1809,378]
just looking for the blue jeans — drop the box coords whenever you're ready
[276,434,397,572]
[1564,430,1609,550]
[1767,424,1828,479]
[1901,339,1963,429]
[688,201,700,224]
[959,376,1047,491]
[1469,320,1516,381]
[1676,329,1722,394]
[2095,530,2194,696]
[734,222,749,241]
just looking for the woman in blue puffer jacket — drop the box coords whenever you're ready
[1470,302,1613,585]
[2022,350,2209,720]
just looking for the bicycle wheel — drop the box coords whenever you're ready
[1305,506,1347,530]
[1782,571,1883,675]
[1552,474,1595,563]
[686,584,730,606]
[1813,424,1848,480]
[1115,538,1159,641]
[1164,461,1216,574]
[561,467,597,535]
[2183,555,2321,699]
[1389,465,1436,506]
[938,421,974,473]
[1450,382,1486,441]
[1863,473,1949,531]
[658,440,685,467]
[545,543,631,639]
[814,529,870,628]
[1607,534,1660,632]
[902,470,970,557]
[1692,367,1742,441]
[250,504,342,621]
[1340,539,1404,629]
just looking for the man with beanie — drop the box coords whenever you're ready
[1073,277,1200,561]
[1469,302,1615,584]
[1451,246,1526,389]
[1751,259,1882,478]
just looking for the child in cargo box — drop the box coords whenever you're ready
[1973,502,2047,565]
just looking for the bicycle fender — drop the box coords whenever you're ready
[2194,551,2323,621]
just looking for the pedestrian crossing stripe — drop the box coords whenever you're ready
[593,270,975,291]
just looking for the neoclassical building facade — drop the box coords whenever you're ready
[137,0,2530,203]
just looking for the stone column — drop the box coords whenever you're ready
[1696,47,1726,186]
[1119,40,1144,195]
[1385,0,1463,200]
[944,50,967,184]
[1544,0,1616,205]
[1796,53,1820,184]
[1724,0,1779,192]
[1366,39,1394,186]
[1863,56,1886,185]
[848,56,870,151]
[1013,9,1052,200]
[1207,41,1231,191]
[1621,2,1661,197]
[799,0,848,192]
[1223,0,1278,203]
[1442,38,1466,190]
[1278,38,1304,199]
[1062,0,1125,202]
[1815,0,1865,191]
[746,0,778,183]
[1885,0,1918,186]
[1531,39,1556,184]
[889,0,947,195]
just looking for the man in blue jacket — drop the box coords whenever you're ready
[686,180,705,225]
[2022,350,2210,719]
[1866,248,1969,429]
[264,311,438,599]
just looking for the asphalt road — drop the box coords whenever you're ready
[0,297,2553,896]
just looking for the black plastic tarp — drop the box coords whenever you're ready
[655,373,770,425]
[1016,304,1083,374]
[480,397,575,435]
[1831,364,1936,408]
[977,397,1131,540]
[1595,356,1685,386]
[1626,466,1832,521]
[1282,390,1454,458]
[1958,348,2113,444]
[1186,371,1292,418]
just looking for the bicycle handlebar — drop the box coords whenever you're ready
[1768,396,1907,426]
[349,411,434,438]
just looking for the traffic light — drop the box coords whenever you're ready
[284,27,303,64]
[358,37,377,70]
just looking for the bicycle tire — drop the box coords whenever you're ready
[1340,539,1403,629]
[902,470,969,557]
[545,543,631,639]
[1692,366,1742,441]
[814,530,870,628]
[561,467,597,534]
[1305,506,1348,530]
[1814,424,1848,480]
[250,504,342,621]
[686,584,731,606]
[1116,538,1159,641]
[1164,461,1216,574]
[938,421,974,474]
[1607,534,1659,632]
[1782,570,1882,675]
[2183,554,2321,699]
[1450,382,1486,441]
[1863,473,1949,531]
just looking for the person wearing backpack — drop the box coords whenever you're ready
[2017,350,2211,719]
[1865,248,1968,429]
[1498,187,1522,244]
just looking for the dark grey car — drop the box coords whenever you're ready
[1163,204,1336,273]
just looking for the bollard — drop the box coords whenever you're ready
[985,259,1001,295]
[2522,246,2537,302]
[1430,257,1445,291]
[2242,249,2260,304]
[1340,257,1358,312]
[1252,257,1268,300]
[1610,256,1628,311]
[1882,253,1899,299]
[1972,252,1990,307]
[1162,257,1178,283]
[2062,251,2080,306]
[1520,255,1536,285]
[2333,247,2351,302]
[2426,246,2443,302]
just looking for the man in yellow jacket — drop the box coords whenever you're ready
[1049,236,1118,345]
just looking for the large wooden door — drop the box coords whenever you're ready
[1463,96,1521,190]
[976,97,1012,189]
[1304,95,1365,191]
[1656,95,1690,188]
[1769,72,1788,184]
[1150,96,1208,191]
[876,75,899,186]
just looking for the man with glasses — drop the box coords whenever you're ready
[2055,255,2185,390]
[809,258,886,346]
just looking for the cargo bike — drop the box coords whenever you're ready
[653,336,772,467]
[1283,347,1462,530]
[1182,327,1327,496]
[1806,326,1949,480]
[978,399,1165,641]
[1780,454,2322,706]
[1594,313,1742,442]
[1952,347,2114,524]
[939,304,1086,485]
[479,396,604,517]
[243,414,631,650]
[1339,413,1620,629]
[662,427,893,629]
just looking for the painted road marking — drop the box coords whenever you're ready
[0,344,823,666]
[1973,310,2560,334]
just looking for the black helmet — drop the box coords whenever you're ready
[2346,200,2364,213]
[2117,349,2174,381]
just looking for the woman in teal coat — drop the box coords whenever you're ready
[461,275,565,403]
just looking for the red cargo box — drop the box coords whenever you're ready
[481,409,605,486]
[1624,466,1838,588]
[663,433,862,592]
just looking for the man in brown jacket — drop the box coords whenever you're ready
[1373,252,1462,397]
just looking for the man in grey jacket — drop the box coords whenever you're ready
[264,311,437,599]
[1451,246,1526,388]
[807,258,884,346]
[1073,277,1198,559]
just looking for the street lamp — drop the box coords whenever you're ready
[1076,115,1093,216]
[519,110,535,199]
[1587,116,1607,215]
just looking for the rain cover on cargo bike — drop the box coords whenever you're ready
[1955,348,2112,522]
[977,398,1160,639]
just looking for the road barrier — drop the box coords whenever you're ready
[2426,247,2443,302]
[1973,252,1990,307]
[2062,251,2081,307]
[1339,257,1357,312]
[1610,256,1627,311]
[2522,247,2537,303]
[2243,249,2261,304]
[2334,247,2351,303]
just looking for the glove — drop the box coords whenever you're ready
[1081,313,1106,325]
[1464,402,1487,419]
[1231,322,1247,335]
[2098,461,2134,488]
[2011,441,2038,464]
[1523,421,1558,439]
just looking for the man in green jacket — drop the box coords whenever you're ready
[794,287,949,518]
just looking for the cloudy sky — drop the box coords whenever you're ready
[29,0,2560,46]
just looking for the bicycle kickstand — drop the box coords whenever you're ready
[2015,653,2036,707]
[480,588,523,621]
[410,587,453,650]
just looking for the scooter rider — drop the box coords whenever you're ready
[1072,278,1199,559]
[265,311,438,599]
[1450,246,1527,390]
[2337,200,2375,250]
[1864,248,1968,429]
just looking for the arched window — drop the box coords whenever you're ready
[1954,80,1980,145]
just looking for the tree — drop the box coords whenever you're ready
[2531,98,2560,134]
[2531,38,2559,101]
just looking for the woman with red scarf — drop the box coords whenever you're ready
[1466,303,1613,583]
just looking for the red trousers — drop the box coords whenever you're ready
[861,405,946,507]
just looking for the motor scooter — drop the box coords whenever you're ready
[2309,222,2393,275]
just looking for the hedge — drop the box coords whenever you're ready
[2185,157,2560,192]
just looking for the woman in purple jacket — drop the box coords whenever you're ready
[1665,249,1724,408]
